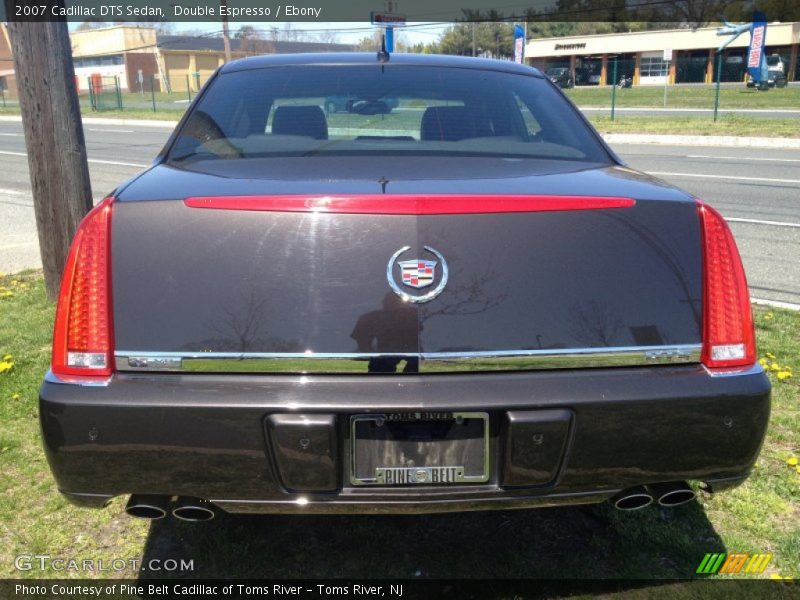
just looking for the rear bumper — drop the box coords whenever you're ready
[39,364,770,514]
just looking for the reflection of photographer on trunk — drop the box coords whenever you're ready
[351,293,421,373]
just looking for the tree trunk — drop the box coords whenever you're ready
[7,19,93,301]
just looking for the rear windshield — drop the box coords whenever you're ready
[167,64,612,164]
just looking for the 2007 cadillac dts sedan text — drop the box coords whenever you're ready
[40,53,770,521]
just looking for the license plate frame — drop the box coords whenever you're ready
[349,412,490,486]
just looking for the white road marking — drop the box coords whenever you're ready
[0,132,23,137]
[751,298,800,311]
[727,217,800,228]
[650,171,800,185]
[88,128,135,133]
[0,150,147,168]
[687,154,800,163]
[85,158,149,168]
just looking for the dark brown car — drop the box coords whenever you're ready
[40,54,769,521]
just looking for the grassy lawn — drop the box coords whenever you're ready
[0,271,798,586]
[564,84,800,109]
[588,114,800,138]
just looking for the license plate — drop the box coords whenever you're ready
[350,412,489,486]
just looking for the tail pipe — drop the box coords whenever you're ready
[611,486,654,511]
[172,497,216,522]
[125,494,169,520]
[648,481,696,507]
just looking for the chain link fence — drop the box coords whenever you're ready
[84,75,123,111]
[57,72,215,115]
[1,71,214,115]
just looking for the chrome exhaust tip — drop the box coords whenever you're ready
[125,494,169,520]
[172,497,215,522]
[649,481,696,507]
[611,486,654,510]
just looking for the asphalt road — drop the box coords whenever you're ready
[1,119,798,307]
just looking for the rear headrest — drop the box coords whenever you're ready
[272,105,328,140]
[420,106,474,141]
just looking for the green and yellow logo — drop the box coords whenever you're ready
[696,552,772,575]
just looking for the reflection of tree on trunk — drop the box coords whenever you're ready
[418,261,507,352]
[182,291,301,353]
[215,290,269,353]
[569,300,624,347]
[419,270,507,326]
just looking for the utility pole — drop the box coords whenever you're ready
[7,19,93,301]
[220,0,232,63]
[472,22,476,57]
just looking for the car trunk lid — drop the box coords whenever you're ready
[110,161,704,374]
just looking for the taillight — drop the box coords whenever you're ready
[697,200,756,369]
[52,197,114,380]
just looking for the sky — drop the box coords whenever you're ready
[68,21,451,45]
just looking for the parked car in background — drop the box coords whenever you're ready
[545,67,574,88]
[747,53,789,89]
[575,67,602,86]
[746,69,788,89]
[41,53,769,522]
[324,95,355,113]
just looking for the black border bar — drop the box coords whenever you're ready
[3,0,799,23]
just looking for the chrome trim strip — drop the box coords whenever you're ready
[115,344,702,374]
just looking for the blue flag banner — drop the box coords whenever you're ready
[514,24,525,64]
[747,11,768,83]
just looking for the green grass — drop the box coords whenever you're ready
[565,84,800,109]
[0,271,798,585]
[86,108,183,121]
[588,114,800,137]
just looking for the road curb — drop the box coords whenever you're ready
[751,298,800,311]
[600,133,800,149]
